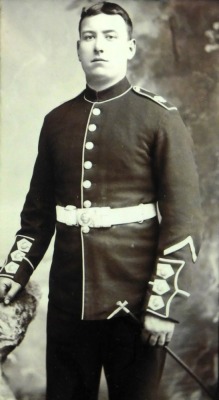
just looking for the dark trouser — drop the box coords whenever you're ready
[46,304,166,400]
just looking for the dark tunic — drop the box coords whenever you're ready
[0,77,203,321]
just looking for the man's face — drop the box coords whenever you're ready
[77,13,136,88]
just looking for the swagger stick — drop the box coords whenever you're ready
[113,301,215,400]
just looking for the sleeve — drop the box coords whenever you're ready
[145,110,203,322]
[0,116,56,286]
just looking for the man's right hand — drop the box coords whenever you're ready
[0,277,22,305]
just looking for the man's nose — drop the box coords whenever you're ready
[94,36,104,53]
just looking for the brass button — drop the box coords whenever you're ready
[157,263,174,279]
[84,161,92,170]
[5,262,20,274]
[11,250,25,262]
[148,295,164,311]
[81,226,90,234]
[88,124,96,132]
[83,180,92,189]
[93,108,101,116]
[153,279,170,295]
[84,200,92,208]
[17,238,32,252]
[85,142,94,150]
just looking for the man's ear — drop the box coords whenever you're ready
[127,38,136,61]
[77,40,81,61]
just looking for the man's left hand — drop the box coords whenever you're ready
[142,314,175,346]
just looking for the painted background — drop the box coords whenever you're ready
[0,0,218,399]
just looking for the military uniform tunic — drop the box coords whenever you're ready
[0,77,202,321]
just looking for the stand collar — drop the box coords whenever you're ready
[84,77,131,103]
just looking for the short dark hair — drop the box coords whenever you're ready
[79,2,133,39]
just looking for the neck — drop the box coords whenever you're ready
[86,74,126,92]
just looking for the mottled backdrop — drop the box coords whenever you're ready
[0,1,218,399]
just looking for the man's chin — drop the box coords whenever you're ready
[87,71,113,82]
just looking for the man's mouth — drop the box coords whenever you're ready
[91,58,108,62]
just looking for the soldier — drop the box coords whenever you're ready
[0,2,203,400]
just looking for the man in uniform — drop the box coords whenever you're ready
[0,2,203,400]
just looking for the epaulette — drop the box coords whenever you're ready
[133,86,177,111]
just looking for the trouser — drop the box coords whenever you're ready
[46,303,166,400]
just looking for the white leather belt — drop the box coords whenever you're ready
[56,203,156,229]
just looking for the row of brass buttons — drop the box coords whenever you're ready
[82,107,101,232]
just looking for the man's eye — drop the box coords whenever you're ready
[84,35,94,41]
[105,34,117,40]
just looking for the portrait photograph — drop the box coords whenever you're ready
[0,1,218,399]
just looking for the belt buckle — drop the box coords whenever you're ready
[77,207,111,228]
[77,209,94,227]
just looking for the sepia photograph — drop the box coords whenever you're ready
[0,1,218,399]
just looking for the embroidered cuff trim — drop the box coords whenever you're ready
[163,235,197,262]
[147,257,190,318]
[23,257,34,271]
